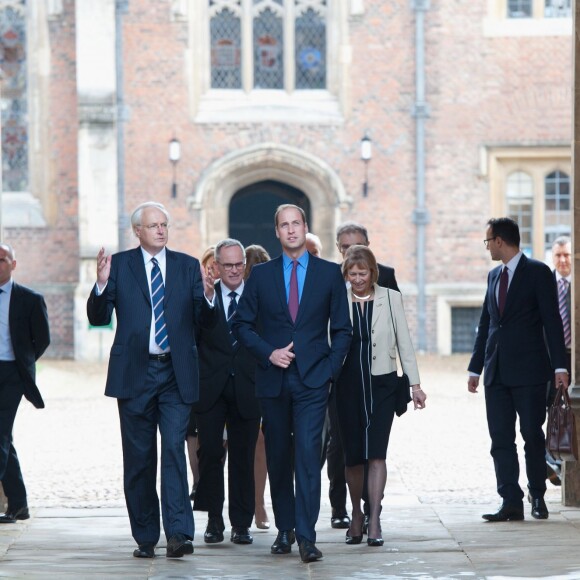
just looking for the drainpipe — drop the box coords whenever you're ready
[115,0,129,250]
[411,0,430,352]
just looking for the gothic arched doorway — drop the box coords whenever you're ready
[229,180,311,258]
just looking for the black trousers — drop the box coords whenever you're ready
[485,381,547,504]
[194,378,260,528]
[0,362,26,509]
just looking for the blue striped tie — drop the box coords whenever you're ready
[227,290,238,348]
[150,258,168,349]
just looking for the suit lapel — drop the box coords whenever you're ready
[490,266,502,317]
[273,256,293,324]
[372,285,387,330]
[129,248,150,303]
[164,249,178,304]
[503,254,527,315]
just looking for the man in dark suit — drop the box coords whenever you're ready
[193,238,260,546]
[545,235,572,484]
[87,202,216,559]
[325,222,400,530]
[0,244,50,524]
[233,204,352,563]
[468,217,569,522]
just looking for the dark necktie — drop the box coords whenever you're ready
[558,278,571,348]
[150,258,168,349]
[498,266,509,317]
[227,290,238,347]
[288,260,299,322]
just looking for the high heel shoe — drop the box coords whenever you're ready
[345,529,363,545]
[345,518,364,545]
[255,519,270,530]
[367,537,384,547]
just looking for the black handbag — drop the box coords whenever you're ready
[386,290,412,417]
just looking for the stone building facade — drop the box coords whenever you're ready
[0,0,572,359]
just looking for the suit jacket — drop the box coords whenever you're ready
[86,247,215,404]
[194,280,260,419]
[9,283,50,409]
[554,270,571,335]
[347,285,419,384]
[233,253,352,397]
[468,254,567,387]
[378,263,400,292]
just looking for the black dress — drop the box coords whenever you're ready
[335,300,397,466]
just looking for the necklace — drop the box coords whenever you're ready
[353,291,373,300]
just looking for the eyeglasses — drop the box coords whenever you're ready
[218,261,246,271]
[483,237,497,247]
[142,222,169,231]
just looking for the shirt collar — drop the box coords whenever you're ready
[221,280,244,299]
[141,246,167,265]
[503,251,522,273]
[0,279,13,293]
[283,250,309,270]
[555,272,571,283]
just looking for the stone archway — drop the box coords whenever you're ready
[189,142,351,258]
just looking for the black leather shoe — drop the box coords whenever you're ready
[166,533,194,558]
[298,538,323,563]
[0,506,30,524]
[204,517,225,544]
[331,510,350,529]
[482,504,524,522]
[530,497,549,520]
[133,543,155,558]
[270,529,295,554]
[230,526,253,544]
[367,537,384,547]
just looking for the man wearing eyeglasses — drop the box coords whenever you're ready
[468,217,568,522]
[87,201,217,559]
[192,238,261,547]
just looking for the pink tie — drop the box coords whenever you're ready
[498,267,508,317]
[288,260,299,322]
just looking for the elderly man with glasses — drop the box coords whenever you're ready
[193,239,261,547]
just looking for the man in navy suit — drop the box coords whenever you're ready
[233,204,352,562]
[87,202,216,558]
[468,217,568,522]
[193,238,260,546]
[0,244,50,524]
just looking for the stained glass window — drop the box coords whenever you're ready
[295,7,326,89]
[208,0,327,92]
[210,5,242,89]
[253,7,284,89]
[0,0,28,192]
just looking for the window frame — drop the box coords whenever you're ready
[189,0,347,124]
[486,146,571,260]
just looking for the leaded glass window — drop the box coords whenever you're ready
[208,0,327,92]
[544,170,571,252]
[253,6,284,89]
[508,0,532,18]
[0,0,28,192]
[506,171,533,255]
[211,6,242,89]
[295,6,326,89]
[545,0,572,18]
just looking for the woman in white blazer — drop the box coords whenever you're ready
[335,245,426,546]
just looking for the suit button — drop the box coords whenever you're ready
[372,330,375,333]
[372,356,376,360]
[373,343,376,347]
[230,369,235,376]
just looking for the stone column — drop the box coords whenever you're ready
[563,0,580,506]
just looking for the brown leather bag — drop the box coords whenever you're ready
[546,383,579,462]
